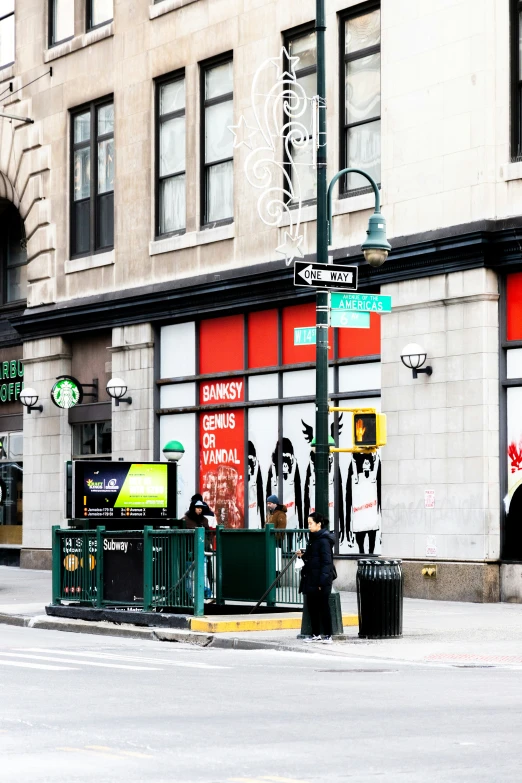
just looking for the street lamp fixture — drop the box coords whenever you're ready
[327,167,391,268]
[400,343,433,379]
[162,440,185,462]
[106,377,132,406]
[19,387,42,414]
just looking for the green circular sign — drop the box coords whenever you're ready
[51,376,83,409]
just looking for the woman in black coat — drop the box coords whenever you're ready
[297,511,335,644]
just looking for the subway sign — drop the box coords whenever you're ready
[0,360,24,403]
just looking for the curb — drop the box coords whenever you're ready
[0,612,359,653]
[190,613,358,633]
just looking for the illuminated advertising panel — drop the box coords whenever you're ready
[73,461,177,520]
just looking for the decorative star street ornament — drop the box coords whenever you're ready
[276,232,304,265]
[229,115,258,150]
[269,46,300,80]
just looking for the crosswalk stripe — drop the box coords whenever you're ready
[19,647,230,670]
[0,653,160,671]
[86,745,154,759]
[0,660,76,671]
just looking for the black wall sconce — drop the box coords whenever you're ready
[400,343,433,379]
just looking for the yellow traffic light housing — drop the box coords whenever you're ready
[328,407,386,453]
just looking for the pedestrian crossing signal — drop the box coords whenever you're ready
[352,411,386,450]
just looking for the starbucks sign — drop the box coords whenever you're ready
[0,359,24,404]
[51,376,84,409]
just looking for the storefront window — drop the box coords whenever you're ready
[0,430,23,545]
[159,305,382,555]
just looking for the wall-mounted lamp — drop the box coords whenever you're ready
[106,377,132,406]
[162,440,185,462]
[400,343,433,379]
[20,387,43,414]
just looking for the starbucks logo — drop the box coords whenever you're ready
[51,376,84,409]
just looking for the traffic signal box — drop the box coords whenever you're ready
[328,407,387,452]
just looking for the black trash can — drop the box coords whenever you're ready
[357,559,403,639]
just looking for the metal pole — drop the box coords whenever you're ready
[315,0,329,518]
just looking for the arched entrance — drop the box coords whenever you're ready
[0,200,27,304]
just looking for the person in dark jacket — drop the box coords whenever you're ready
[297,511,335,644]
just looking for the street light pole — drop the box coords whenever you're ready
[314,0,330,518]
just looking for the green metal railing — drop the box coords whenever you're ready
[52,529,98,605]
[272,528,309,606]
[52,526,205,615]
[143,527,205,615]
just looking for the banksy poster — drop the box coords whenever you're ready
[265,403,310,528]
[505,387,522,557]
[247,406,278,528]
[337,397,382,555]
[300,415,343,529]
[199,379,245,528]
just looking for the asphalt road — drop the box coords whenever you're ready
[1,624,522,782]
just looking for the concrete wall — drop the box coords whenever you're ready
[380,268,500,562]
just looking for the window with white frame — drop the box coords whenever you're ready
[285,28,317,203]
[341,4,381,195]
[156,74,186,236]
[201,57,234,225]
[0,0,14,68]
[49,0,74,47]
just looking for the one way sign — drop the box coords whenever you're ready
[293,260,358,291]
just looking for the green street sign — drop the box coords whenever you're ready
[294,327,316,346]
[330,292,392,313]
[330,311,370,329]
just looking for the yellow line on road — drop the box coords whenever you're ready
[86,744,154,759]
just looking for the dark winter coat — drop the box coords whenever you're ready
[299,529,335,594]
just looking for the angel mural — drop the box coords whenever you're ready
[344,451,382,555]
[266,437,303,527]
[301,416,344,531]
[248,440,265,528]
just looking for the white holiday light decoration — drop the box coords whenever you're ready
[229,47,320,265]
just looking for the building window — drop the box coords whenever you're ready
[512,1,522,158]
[71,99,114,257]
[0,0,14,68]
[201,57,233,226]
[156,74,186,237]
[72,421,112,459]
[341,5,381,194]
[285,28,317,203]
[49,0,74,47]
[87,0,113,30]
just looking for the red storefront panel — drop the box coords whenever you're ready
[282,302,333,364]
[507,273,522,341]
[248,310,278,368]
[338,312,381,358]
[199,315,244,374]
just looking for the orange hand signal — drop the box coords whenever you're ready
[355,418,366,442]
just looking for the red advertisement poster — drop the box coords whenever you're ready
[199,379,245,528]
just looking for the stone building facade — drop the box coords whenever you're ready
[0,0,521,601]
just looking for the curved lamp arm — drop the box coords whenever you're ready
[327,168,381,246]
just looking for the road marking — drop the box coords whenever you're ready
[57,745,154,760]
[0,653,160,671]
[86,745,154,759]
[19,648,230,670]
[229,778,308,783]
[0,660,76,671]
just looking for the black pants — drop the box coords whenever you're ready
[307,588,332,637]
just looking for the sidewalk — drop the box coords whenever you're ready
[3,566,522,666]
